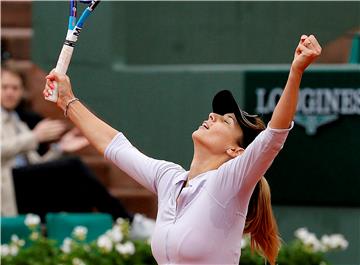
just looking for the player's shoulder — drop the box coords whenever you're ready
[158,160,185,175]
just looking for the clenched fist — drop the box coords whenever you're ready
[292,34,322,73]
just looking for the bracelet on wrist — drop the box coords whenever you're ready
[64,98,79,117]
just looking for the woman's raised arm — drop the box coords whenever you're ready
[269,35,322,129]
[43,72,118,155]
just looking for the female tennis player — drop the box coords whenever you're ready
[44,35,321,264]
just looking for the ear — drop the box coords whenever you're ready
[226,146,244,158]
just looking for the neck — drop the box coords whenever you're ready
[188,145,229,181]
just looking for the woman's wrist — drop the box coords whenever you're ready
[64,98,80,117]
[290,64,304,77]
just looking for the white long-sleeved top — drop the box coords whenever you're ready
[105,122,293,264]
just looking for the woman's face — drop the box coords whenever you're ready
[192,112,243,155]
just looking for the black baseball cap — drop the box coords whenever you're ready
[212,90,264,147]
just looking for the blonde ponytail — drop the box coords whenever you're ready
[244,177,281,265]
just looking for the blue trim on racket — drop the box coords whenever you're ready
[45,0,100,102]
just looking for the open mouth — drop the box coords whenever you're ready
[202,122,209,130]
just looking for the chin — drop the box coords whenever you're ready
[2,103,17,111]
[192,128,208,147]
[192,130,199,140]
[192,126,204,137]
[192,129,202,142]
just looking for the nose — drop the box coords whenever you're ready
[208,112,216,122]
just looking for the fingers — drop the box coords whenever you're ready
[296,35,310,54]
[45,69,58,81]
[43,69,73,104]
[303,39,313,51]
[44,131,63,141]
[59,136,89,153]
[45,70,70,83]
[39,121,67,135]
[34,119,67,142]
[67,127,81,136]
[300,34,322,54]
[299,35,308,45]
[45,70,70,89]
[297,43,310,53]
[292,34,322,73]
[60,127,78,140]
[296,34,322,58]
[307,35,322,54]
[38,119,66,129]
[43,79,55,98]
[43,123,67,141]
[44,70,57,98]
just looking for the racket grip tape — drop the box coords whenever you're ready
[45,45,74,102]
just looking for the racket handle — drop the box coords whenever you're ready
[45,44,74,102]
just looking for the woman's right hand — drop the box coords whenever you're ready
[43,70,76,112]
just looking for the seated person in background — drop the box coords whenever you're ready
[1,67,154,238]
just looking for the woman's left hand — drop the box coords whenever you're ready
[292,35,322,73]
[269,34,321,129]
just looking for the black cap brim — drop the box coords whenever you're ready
[212,90,240,117]
[212,90,258,129]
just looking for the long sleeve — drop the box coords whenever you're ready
[207,122,293,206]
[1,131,38,160]
[104,132,184,195]
[1,113,61,164]
[1,114,39,161]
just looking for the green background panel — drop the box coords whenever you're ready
[33,2,360,67]
[46,213,113,244]
[123,2,360,64]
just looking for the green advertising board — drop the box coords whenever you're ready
[245,69,360,206]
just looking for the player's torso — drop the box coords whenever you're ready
[151,171,245,264]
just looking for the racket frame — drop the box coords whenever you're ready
[46,0,100,102]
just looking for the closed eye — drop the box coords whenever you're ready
[224,115,235,125]
[225,115,236,125]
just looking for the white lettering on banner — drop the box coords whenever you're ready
[300,88,316,115]
[255,87,360,135]
[255,88,266,113]
[256,88,283,114]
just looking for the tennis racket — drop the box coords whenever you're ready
[46,0,100,102]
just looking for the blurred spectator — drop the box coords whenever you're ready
[0,67,130,220]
